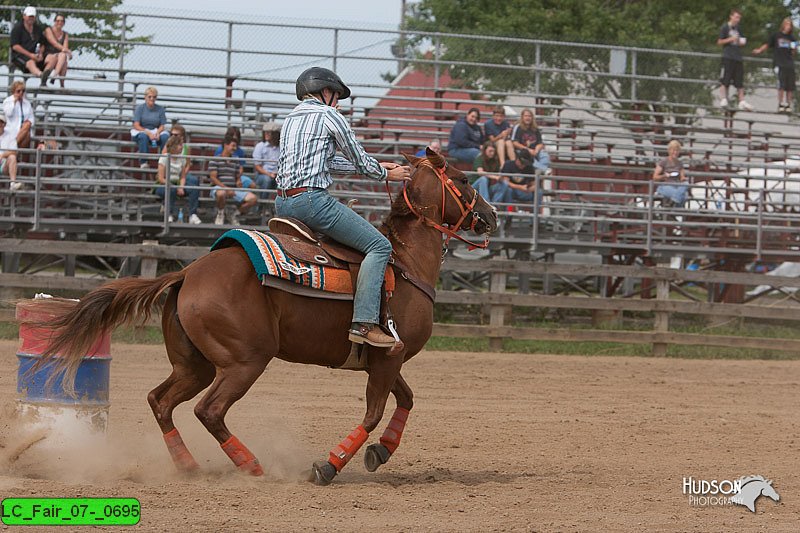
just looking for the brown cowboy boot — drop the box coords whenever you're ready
[348,322,403,351]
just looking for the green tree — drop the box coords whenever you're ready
[405,0,796,116]
[0,0,148,63]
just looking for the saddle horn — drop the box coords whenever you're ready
[426,147,446,169]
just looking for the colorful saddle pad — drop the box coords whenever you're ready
[211,229,354,294]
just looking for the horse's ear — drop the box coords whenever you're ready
[403,152,420,165]
[426,147,446,169]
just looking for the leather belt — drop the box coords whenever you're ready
[278,187,316,198]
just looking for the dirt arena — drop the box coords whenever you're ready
[0,339,797,532]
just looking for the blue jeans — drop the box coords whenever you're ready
[473,176,506,203]
[135,132,170,164]
[448,146,481,164]
[533,150,551,172]
[275,188,392,324]
[155,174,200,217]
[656,183,688,206]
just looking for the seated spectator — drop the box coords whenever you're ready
[447,107,484,163]
[496,149,541,205]
[510,108,552,175]
[472,142,504,203]
[156,133,201,224]
[10,6,47,81]
[652,140,689,207]
[252,122,280,196]
[2,81,34,149]
[209,133,257,225]
[415,138,441,157]
[484,105,513,166]
[131,86,169,168]
[0,112,20,191]
[162,123,188,155]
[43,13,71,88]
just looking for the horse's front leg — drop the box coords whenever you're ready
[364,373,413,472]
[311,349,403,485]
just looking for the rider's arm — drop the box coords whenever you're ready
[325,108,387,180]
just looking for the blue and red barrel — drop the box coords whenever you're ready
[15,298,111,432]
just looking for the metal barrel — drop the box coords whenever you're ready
[15,299,112,432]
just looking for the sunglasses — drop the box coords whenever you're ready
[14,89,25,94]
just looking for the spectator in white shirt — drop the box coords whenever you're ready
[0,111,20,191]
[252,122,280,197]
[2,80,34,150]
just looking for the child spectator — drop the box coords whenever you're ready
[510,108,552,175]
[156,133,202,224]
[0,112,20,191]
[43,13,71,88]
[497,149,539,204]
[447,107,484,163]
[209,133,257,225]
[252,122,280,195]
[753,17,797,112]
[484,106,513,166]
[131,86,169,167]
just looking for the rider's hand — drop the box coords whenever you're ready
[386,165,411,182]
[380,161,400,170]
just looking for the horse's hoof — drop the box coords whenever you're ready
[364,443,391,472]
[311,460,337,486]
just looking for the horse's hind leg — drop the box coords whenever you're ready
[193,359,268,476]
[312,351,403,485]
[364,373,413,473]
[147,288,215,472]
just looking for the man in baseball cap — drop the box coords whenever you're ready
[0,110,20,191]
[10,6,47,79]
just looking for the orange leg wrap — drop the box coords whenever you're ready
[379,407,410,455]
[221,435,264,476]
[163,428,200,471]
[328,425,369,472]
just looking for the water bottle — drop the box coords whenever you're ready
[177,209,184,223]
[150,137,157,148]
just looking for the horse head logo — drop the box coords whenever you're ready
[730,475,780,513]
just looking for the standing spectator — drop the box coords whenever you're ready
[155,133,202,224]
[447,107,484,163]
[0,112,20,191]
[652,140,689,207]
[753,18,797,112]
[510,108,552,175]
[10,6,48,82]
[131,86,169,168]
[415,138,441,157]
[472,142,504,202]
[209,133,257,225]
[718,9,754,111]
[2,81,34,150]
[484,105,513,166]
[252,122,280,195]
[43,13,71,88]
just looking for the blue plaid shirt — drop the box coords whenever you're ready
[277,98,386,190]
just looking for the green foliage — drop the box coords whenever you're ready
[406,0,798,111]
[0,0,149,63]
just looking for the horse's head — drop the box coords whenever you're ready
[402,148,498,239]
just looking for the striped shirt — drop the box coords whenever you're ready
[208,158,239,188]
[277,98,386,190]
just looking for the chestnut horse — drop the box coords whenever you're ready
[27,149,498,485]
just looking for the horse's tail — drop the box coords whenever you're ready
[24,270,186,395]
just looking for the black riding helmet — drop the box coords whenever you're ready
[295,67,351,102]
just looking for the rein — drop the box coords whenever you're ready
[400,160,489,250]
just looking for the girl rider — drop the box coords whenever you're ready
[276,67,411,350]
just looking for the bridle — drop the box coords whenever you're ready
[396,159,490,249]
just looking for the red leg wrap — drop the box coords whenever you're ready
[379,407,410,454]
[221,435,264,476]
[328,425,369,472]
[163,428,199,471]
